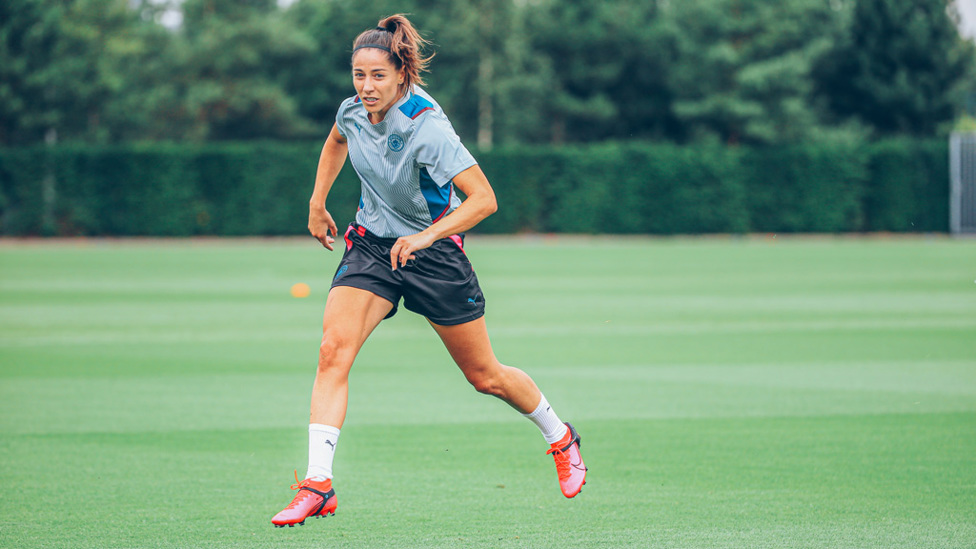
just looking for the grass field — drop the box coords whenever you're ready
[1,235,975,548]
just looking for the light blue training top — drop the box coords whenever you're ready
[335,86,478,238]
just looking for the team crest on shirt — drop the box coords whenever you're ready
[388,134,405,152]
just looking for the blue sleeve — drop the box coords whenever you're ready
[414,114,477,187]
[335,99,352,139]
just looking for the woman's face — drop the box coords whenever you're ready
[352,48,405,123]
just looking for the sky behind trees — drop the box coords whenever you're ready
[954,0,976,38]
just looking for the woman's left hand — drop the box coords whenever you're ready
[390,231,437,270]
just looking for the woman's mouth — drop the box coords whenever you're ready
[362,96,379,106]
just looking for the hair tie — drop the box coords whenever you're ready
[376,26,391,32]
[354,44,392,53]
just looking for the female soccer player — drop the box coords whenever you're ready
[272,14,586,527]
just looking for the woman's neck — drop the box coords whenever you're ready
[369,89,408,124]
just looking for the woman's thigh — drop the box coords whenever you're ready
[320,285,395,358]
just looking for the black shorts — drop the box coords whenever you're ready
[330,224,486,326]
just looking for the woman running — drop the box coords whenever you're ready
[272,14,586,528]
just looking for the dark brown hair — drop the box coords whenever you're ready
[352,14,433,90]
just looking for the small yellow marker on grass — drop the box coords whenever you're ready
[290,283,311,298]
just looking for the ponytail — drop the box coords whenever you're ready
[352,14,433,90]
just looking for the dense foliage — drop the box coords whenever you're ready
[2,0,973,147]
[0,139,949,236]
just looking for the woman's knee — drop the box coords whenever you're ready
[317,332,355,373]
[466,366,506,397]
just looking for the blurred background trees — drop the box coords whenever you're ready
[813,0,974,136]
[1,0,974,147]
[664,0,843,144]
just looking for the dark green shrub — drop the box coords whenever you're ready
[864,138,949,232]
[741,141,867,233]
[0,138,952,236]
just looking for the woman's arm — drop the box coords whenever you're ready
[389,164,497,270]
[309,124,349,250]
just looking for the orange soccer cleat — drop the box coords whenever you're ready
[271,472,338,527]
[547,422,587,498]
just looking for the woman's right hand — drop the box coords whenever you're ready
[309,205,338,251]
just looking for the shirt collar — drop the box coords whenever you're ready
[360,87,413,125]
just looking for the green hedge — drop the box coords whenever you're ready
[739,141,867,233]
[0,139,950,236]
[863,138,949,232]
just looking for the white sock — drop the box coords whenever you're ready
[305,424,341,481]
[522,394,568,444]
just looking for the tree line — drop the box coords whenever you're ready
[2,0,974,148]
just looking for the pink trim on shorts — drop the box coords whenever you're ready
[449,234,465,254]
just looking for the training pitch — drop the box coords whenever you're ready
[1,235,974,548]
